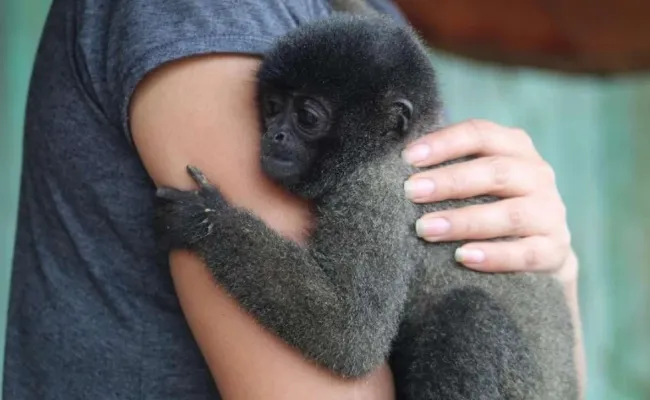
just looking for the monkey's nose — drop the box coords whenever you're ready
[273,132,286,142]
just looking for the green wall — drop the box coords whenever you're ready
[1,1,52,393]
[1,1,649,398]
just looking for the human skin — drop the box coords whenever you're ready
[129,54,583,399]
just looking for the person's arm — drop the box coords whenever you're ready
[129,54,395,400]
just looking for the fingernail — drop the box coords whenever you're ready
[401,144,430,165]
[416,218,451,237]
[404,179,436,199]
[455,248,485,264]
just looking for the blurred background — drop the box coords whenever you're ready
[1,0,649,399]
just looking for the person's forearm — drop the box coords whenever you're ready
[170,250,395,400]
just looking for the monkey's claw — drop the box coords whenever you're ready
[187,165,211,189]
[153,165,231,248]
[155,187,188,202]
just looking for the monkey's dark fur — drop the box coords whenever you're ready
[156,15,578,400]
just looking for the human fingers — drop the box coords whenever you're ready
[404,155,556,203]
[452,235,573,274]
[402,119,542,168]
[415,196,565,242]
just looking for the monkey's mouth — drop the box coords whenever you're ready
[261,155,300,182]
[262,154,294,168]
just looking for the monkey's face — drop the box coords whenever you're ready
[255,14,441,198]
[260,90,333,186]
[258,87,416,199]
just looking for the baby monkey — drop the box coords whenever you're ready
[156,15,578,400]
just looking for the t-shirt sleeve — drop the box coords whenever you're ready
[93,0,330,143]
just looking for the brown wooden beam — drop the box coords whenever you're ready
[393,0,650,75]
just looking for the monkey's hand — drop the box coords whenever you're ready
[154,165,229,249]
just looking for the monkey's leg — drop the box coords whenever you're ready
[155,166,413,378]
[390,288,542,400]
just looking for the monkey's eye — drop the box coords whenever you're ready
[297,107,319,129]
[293,97,329,138]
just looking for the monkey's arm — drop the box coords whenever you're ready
[156,166,413,378]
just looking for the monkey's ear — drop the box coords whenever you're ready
[392,99,413,135]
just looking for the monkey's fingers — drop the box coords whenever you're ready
[184,165,229,210]
[186,165,213,188]
[155,187,192,202]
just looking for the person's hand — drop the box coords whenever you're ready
[402,119,576,284]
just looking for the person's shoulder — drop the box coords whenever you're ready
[79,0,335,47]
[59,0,408,142]
[366,0,409,25]
[66,0,332,141]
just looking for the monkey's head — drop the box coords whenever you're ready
[256,15,441,199]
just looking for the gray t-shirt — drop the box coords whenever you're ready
[2,0,405,398]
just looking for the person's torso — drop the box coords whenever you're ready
[3,0,406,398]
